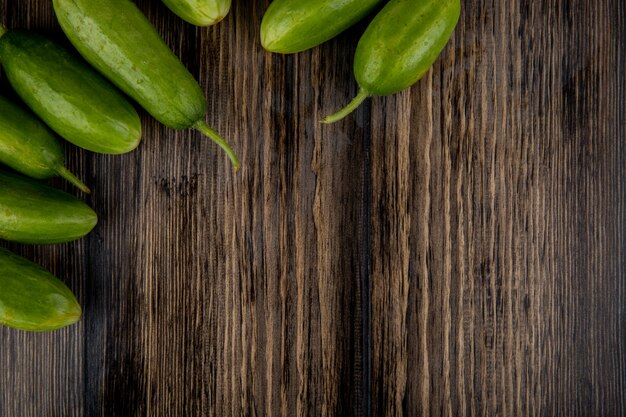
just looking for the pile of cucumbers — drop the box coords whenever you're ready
[0,0,459,332]
[261,0,461,122]
[0,0,238,332]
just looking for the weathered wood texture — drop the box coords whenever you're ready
[0,0,623,416]
[368,1,625,416]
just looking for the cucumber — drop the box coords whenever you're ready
[323,0,460,123]
[52,0,240,170]
[260,0,386,54]
[0,95,90,193]
[0,27,142,154]
[0,171,97,244]
[162,0,232,26]
[0,248,81,332]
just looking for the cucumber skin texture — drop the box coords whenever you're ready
[355,0,460,96]
[0,31,142,155]
[0,171,97,244]
[162,0,232,26]
[261,0,386,54]
[0,95,64,179]
[0,248,81,331]
[53,0,207,129]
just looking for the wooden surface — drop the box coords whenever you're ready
[0,0,624,416]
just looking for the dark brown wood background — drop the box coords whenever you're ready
[0,0,624,416]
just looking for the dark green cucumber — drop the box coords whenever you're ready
[0,27,142,154]
[0,95,90,193]
[260,0,386,54]
[0,248,81,331]
[323,0,460,123]
[53,0,240,170]
[162,0,232,26]
[0,171,97,244]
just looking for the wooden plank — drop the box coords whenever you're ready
[369,0,626,415]
[1,0,625,416]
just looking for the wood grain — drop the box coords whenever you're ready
[370,1,626,416]
[0,0,624,416]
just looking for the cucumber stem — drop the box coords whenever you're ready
[194,121,241,172]
[56,166,91,193]
[0,24,6,38]
[322,88,370,124]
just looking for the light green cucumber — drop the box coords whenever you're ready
[260,0,386,54]
[323,0,460,123]
[0,248,81,332]
[0,26,142,154]
[162,0,232,26]
[0,95,90,193]
[0,171,97,244]
[53,0,240,170]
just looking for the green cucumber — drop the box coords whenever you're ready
[323,0,460,123]
[0,248,81,332]
[0,171,97,244]
[162,0,232,26]
[0,27,142,155]
[260,0,386,54]
[0,95,90,193]
[52,0,240,170]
